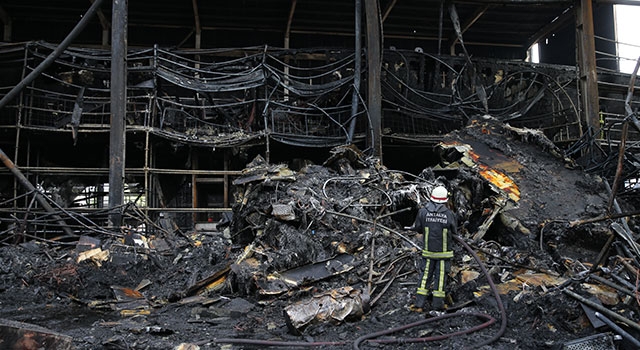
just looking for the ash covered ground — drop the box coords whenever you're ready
[1,119,639,349]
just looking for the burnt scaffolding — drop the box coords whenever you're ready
[0,43,371,238]
[0,41,633,239]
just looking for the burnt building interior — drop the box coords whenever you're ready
[1,0,640,349]
[0,0,637,232]
[0,1,637,229]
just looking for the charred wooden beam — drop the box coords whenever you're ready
[576,0,600,132]
[108,0,127,227]
[609,58,640,211]
[365,0,382,158]
[590,232,615,273]
[381,0,398,23]
[524,5,574,49]
[448,4,490,55]
[564,288,640,334]
[0,147,75,237]
[608,121,628,212]
[570,209,640,227]
[0,0,105,110]
[89,0,111,47]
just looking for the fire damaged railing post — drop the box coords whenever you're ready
[0,148,75,237]
[108,0,128,228]
[283,0,297,103]
[609,57,640,212]
[576,0,600,133]
[364,0,382,159]
[347,0,362,144]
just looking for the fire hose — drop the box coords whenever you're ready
[199,234,507,349]
[352,235,506,349]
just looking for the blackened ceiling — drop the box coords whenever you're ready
[0,0,621,60]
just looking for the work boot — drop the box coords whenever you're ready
[414,294,426,309]
[432,297,445,311]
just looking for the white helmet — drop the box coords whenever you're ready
[430,186,448,203]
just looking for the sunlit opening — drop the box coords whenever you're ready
[615,4,640,73]
[528,43,540,64]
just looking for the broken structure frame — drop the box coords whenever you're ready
[0,0,639,237]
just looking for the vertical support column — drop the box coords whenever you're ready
[13,46,29,207]
[192,151,198,224]
[223,150,229,208]
[143,127,150,218]
[0,6,12,42]
[192,0,201,50]
[192,0,202,72]
[576,0,600,132]
[108,0,127,227]
[364,0,382,159]
[438,0,444,56]
[348,0,362,144]
[284,0,297,102]
[146,45,158,217]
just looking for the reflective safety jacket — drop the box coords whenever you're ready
[411,202,457,259]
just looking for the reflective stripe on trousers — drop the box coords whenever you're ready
[416,257,450,297]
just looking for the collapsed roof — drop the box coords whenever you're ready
[1,120,639,349]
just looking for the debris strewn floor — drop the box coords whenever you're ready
[1,119,640,349]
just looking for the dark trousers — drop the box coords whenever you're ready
[415,257,451,308]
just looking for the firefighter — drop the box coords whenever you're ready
[408,185,457,311]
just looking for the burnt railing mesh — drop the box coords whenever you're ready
[0,42,594,149]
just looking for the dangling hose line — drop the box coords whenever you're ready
[197,234,507,349]
[453,234,508,348]
[352,312,496,349]
[351,235,506,349]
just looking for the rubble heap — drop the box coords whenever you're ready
[1,118,640,349]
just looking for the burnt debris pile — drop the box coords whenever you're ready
[213,118,639,347]
[1,119,640,349]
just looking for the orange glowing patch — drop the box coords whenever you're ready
[438,141,521,202]
[478,165,520,202]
